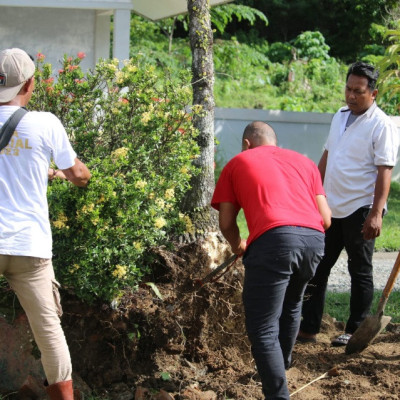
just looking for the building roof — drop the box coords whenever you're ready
[0,0,232,20]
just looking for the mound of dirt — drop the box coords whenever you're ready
[58,240,400,399]
[2,238,400,399]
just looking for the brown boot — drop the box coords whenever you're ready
[45,380,74,400]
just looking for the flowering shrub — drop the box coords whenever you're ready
[30,53,200,303]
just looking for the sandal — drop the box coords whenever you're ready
[331,333,352,347]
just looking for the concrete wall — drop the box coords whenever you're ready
[214,107,400,180]
[0,7,110,70]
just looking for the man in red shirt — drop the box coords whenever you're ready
[211,121,331,399]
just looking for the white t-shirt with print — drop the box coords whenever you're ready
[0,106,77,258]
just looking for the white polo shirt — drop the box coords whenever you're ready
[0,106,77,258]
[324,102,399,218]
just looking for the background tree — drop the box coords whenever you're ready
[376,23,400,114]
[224,0,398,61]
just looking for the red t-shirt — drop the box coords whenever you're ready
[211,146,326,246]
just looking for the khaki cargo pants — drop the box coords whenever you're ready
[0,255,72,384]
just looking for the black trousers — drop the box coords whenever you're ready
[300,207,375,335]
[243,226,324,399]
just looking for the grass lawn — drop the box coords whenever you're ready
[325,290,400,324]
[375,181,400,251]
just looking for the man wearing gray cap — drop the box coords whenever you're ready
[0,48,90,399]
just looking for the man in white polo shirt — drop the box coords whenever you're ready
[297,61,399,346]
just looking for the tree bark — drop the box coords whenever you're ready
[182,0,218,235]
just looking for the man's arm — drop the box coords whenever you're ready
[218,202,247,255]
[61,158,91,187]
[318,149,328,183]
[316,194,331,230]
[362,165,393,240]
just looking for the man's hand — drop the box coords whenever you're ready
[231,238,247,255]
[361,165,392,240]
[62,158,91,187]
[361,209,382,240]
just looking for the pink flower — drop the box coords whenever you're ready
[43,78,54,85]
[74,79,85,84]
[77,52,86,60]
[36,52,45,62]
[68,65,79,71]
[58,69,64,74]
[119,98,129,104]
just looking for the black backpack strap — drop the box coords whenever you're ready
[0,107,29,151]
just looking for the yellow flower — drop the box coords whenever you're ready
[111,147,129,160]
[135,180,147,189]
[148,192,155,199]
[179,213,195,234]
[141,112,151,125]
[165,188,175,200]
[154,217,167,229]
[69,264,80,274]
[97,194,105,204]
[155,198,165,208]
[52,212,68,229]
[81,203,95,214]
[112,265,127,279]
[53,220,66,229]
[107,62,117,72]
[116,71,125,84]
[180,166,189,175]
[133,241,142,251]
[125,64,138,73]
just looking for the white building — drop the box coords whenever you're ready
[0,0,231,70]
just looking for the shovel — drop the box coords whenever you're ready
[193,254,238,290]
[345,250,400,355]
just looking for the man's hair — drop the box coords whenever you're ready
[243,121,277,147]
[346,61,379,91]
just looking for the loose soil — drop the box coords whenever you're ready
[53,240,400,399]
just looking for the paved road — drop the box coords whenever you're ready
[327,251,400,292]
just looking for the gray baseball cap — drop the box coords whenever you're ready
[0,48,35,103]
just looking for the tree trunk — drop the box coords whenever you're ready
[182,0,218,236]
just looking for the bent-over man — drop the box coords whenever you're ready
[211,121,331,400]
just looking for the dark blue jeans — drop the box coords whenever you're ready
[301,207,375,335]
[242,226,324,400]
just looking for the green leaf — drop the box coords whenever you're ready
[145,282,163,300]
[160,372,171,381]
